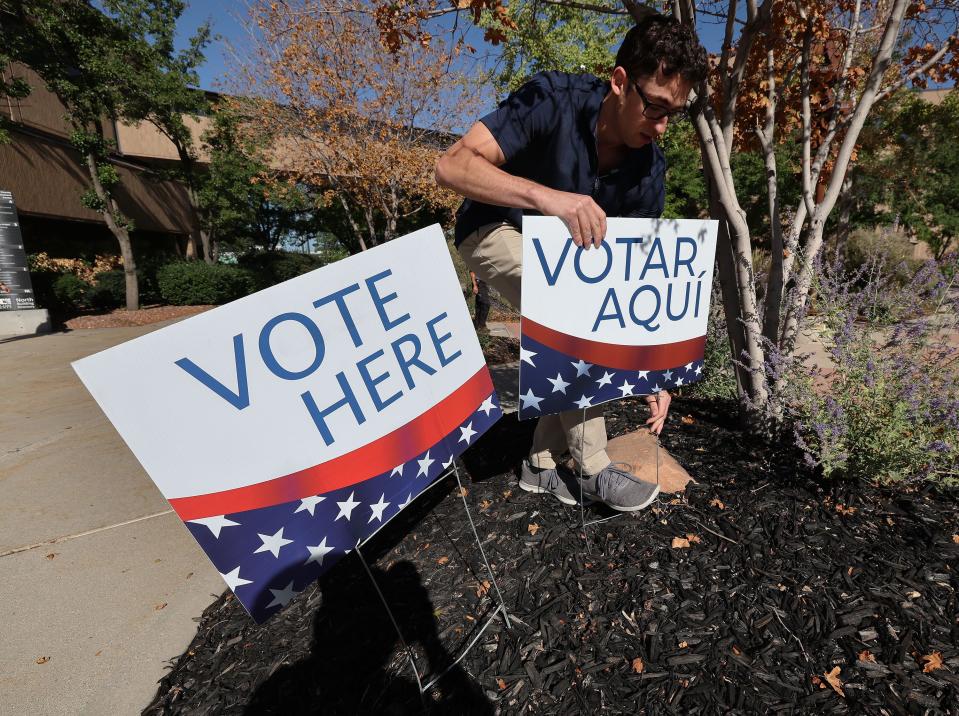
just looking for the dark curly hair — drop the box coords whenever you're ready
[615,14,708,85]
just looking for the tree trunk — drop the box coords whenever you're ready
[85,151,139,310]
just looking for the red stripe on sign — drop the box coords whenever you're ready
[170,367,494,521]
[522,318,705,371]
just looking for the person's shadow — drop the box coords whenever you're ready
[246,560,494,715]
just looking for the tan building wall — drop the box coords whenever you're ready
[116,115,212,162]
[1,63,196,237]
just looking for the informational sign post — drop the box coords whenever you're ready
[0,191,36,311]
[74,225,502,622]
[518,216,718,420]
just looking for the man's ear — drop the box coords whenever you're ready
[610,66,629,97]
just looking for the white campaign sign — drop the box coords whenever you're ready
[73,225,484,501]
[522,216,718,343]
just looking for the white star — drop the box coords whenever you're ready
[335,491,361,521]
[547,373,570,394]
[459,422,477,444]
[685,362,695,372]
[596,371,614,388]
[571,359,593,377]
[220,566,252,591]
[189,515,240,538]
[574,394,594,409]
[695,364,703,375]
[391,463,404,477]
[651,383,662,393]
[663,369,674,381]
[676,376,685,387]
[304,537,335,566]
[417,451,435,477]
[266,580,297,609]
[294,495,325,516]
[637,370,649,381]
[254,527,293,558]
[478,396,496,416]
[618,379,635,397]
[398,493,413,510]
[520,388,544,412]
[369,494,391,522]
[520,347,538,367]
[442,455,455,470]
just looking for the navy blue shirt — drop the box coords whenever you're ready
[453,71,666,246]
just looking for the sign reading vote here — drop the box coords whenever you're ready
[74,225,502,621]
[518,216,718,420]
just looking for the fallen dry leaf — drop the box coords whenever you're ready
[858,650,876,663]
[94,650,103,657]
[669,498,682,505]
[836,504,857,515]
[709,498,725,509]
[681,415,695,425]
[476,580,490,598]
[44,553,56,560]
[457,487,468,498]
[921,651,944,673]
[811,675,823,688]
[479,499,493,510]
[953,534,959,544]
[527,523,540,536]
[496,678,507,690]
[732,645,742,655]
[437,556,450,565]
[154,602,167,611]
[678,641,688,648]
[35,656,50,665]
[631,657,645,673]
[686,533,702,544]
[671,537,691,549]
[502,489,512,499]
[823,666,844,697]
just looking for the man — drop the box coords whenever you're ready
[436,14,708,512]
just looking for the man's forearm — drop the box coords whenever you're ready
[436,145,546,212]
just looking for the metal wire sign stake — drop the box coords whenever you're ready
[352,460,512,701]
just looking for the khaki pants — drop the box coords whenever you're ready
[458,222,611,475]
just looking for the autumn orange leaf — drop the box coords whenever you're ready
[35,656,50,665]
[921,651,944,673]
[496,678,507,690]
[476,580,490,598]
[823,666,844,697]
[672,537,691,549]
[479,499,493,510]
[681,415,695,425]
[527,523,540,536]
[858,650,876,663]
[437,556,449,565]
[631,657,645,673]
[686,534,702,544]
[710,498,725,509]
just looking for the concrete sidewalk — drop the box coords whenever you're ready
[1,324,224,715]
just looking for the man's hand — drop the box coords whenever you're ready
[536,188,607,249]
[645,390,671,435]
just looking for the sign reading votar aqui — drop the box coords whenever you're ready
[518,216,718,420]
[73,225,502,622]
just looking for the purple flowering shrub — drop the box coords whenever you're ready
[687,285,738,401]
[793,252,959,485]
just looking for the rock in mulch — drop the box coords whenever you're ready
[144,398,959,715]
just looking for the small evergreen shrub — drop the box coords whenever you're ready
[52,273,91,310]
[157,262,255,305]
[239,251,326,290]
[89,270,126,309]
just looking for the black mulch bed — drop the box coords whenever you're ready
[145,398,959,715]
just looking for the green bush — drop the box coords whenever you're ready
[89,270,126,309]
[844,227,920,286]
[52,273,91,310]
[239,251,327,290]
[157,262,255,305]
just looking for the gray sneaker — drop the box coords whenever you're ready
[518,461,587,506]
[568,462,660,512]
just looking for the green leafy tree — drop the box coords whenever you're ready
[851,90,959,259]
[108,0,214,263]
[1,0,206,310]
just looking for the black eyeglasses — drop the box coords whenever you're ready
[631,80,687,121]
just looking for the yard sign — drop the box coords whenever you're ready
[74,225,502,622]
